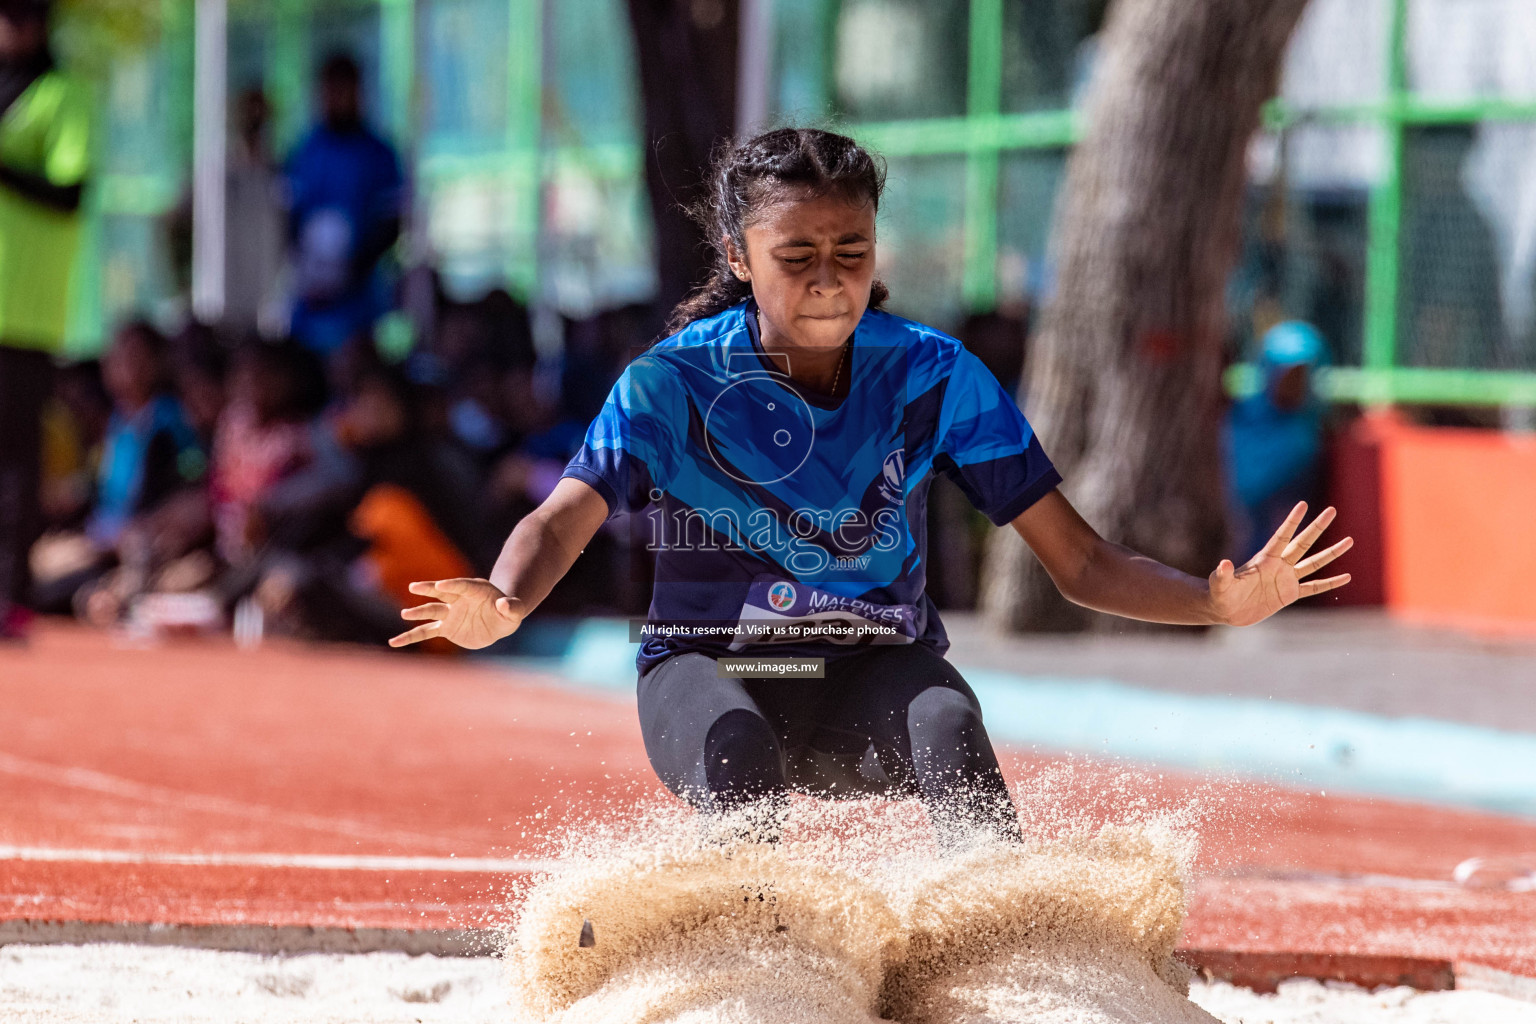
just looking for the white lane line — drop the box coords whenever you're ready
[0,845,554,874]
[0,751,458,851]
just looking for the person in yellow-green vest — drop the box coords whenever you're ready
[0,0,90,639]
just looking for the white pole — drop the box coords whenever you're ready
[736,0,773,136]
[191,0,228,323]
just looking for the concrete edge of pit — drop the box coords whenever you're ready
[1452,961,1536,1003]
[1182,949,1536,1003]
[0,919,504,957]
[1180,949,1456,993]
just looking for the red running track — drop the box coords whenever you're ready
[2,623,1534,973]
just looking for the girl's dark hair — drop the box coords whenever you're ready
[668,128,888,333]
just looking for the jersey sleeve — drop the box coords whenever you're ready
[936,348,1061,525]
[562,355,686,517]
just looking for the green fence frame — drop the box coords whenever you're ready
[79,0,1536,406]
[837,0,1536,408]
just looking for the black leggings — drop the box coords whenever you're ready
[637,645,1018,844]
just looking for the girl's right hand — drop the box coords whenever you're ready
[389,578,524,650]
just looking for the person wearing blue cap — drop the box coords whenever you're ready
[1224,321,1329,559]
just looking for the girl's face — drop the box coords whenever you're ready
[727,191,877,353]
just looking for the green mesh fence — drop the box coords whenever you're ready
[1398,124,1536,372]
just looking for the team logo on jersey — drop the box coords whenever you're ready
[878,450,905,504]
[766,581,797,612]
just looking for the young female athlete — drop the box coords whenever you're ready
[391,128,1351,844]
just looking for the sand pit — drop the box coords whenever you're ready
[507,842,903,1023]
[505,799,1222,1024]
[5,946,1536,1023]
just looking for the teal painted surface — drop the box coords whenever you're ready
[492,622,1536,819]
[962,668,1536,818]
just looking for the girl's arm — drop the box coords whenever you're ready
[1011,490,1351,627]
[390,477,611,649]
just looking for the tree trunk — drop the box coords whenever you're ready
[626,0,740,331]
[979,0,1311,633]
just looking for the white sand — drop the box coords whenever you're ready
[5,945,1536,1023]
[0,944,500,1024]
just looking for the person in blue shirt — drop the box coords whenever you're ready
[31,321,205,618]
[1224,320,1328,559]
[89,321,205,548]
[391,129,1353,846]
[284,53,404,359]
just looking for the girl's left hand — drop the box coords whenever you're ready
[1209,502,1353,627]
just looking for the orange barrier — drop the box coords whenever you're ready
[1329,412,1536,634]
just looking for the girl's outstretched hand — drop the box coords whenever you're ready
[1210,502,1353,627]
[389,578,524,649]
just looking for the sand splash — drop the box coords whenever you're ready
[882,827,1219,1023]
[504,774,1225,1024]
[509,840,902,1023]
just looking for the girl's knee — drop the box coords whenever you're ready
[907,685,984,745]
[702,708,784,801]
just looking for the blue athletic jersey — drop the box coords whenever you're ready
[563,300,1060,671]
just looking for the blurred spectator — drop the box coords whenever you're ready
[956,305,1030,397]
[435,291,542,461]
[327,366,483,635]
[88,322,205,548]
[335,365,485,562]
[239,362,484,646]
[0,0,90,638]
[210,339,332,567]
[560,303,646,422]
[170,320,230,443]
[478,288,536,371]
[1224,320,1328,558]
[284,53,404,359]
[225,87,286,340]
[921,306,1033,610]
[21,287,680,642]
[38,360,110,530]
[30,322,206,617]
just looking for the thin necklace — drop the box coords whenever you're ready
[757,308,850,396]
[829,339,849,397]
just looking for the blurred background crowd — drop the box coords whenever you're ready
[2,0,1532,645]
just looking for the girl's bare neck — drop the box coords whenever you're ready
[757,322,849,397]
